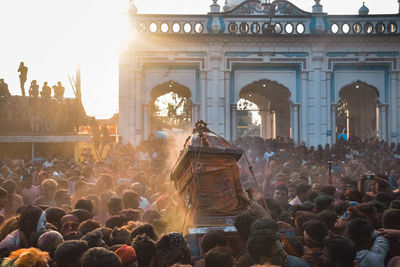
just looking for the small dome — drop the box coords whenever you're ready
[359,2,369,16]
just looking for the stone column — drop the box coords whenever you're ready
[390,71,398,143]
[330,104,337,144]
[326,72,332,145]
[300,71,309,144]
[135,70,142,145]
[142,104,150,140]
[291,104,300,145]
[231,104,237,140]
[225,71,231,140]
[200,71,207,121]
[378,104,388,141]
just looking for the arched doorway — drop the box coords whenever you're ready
[234,79,291,140]
[336,81,379,139]
[150,81,192,136]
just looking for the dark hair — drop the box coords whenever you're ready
[251,218,279,233]
[130,224,158,241]
[3,180,16,194]
[143,210,162,223]
[121,208,142,222]
[79,220,101,236]
[274,184,288,194]
[323,236,356,267]
[205,247,234,267]
[317,210,338,231]
[374,192,394,208]
[319,185,336,196]
[334,201,350,216]
[71,209,93,223]
[382,208,400,229]
[82,247,123,267]
[105,215,126,229]
[108,197,123,210]
[296,184,311,195]
[54,240,89,267]
[110,227,131,246]
[45,207,67,229]
[81,229,105,248]
[55,189,69,203]
[303,219,328,245]
[200,230,227,254]
[75,199,94,214]
[132,235,156,267]
[314,195,335,213]
[19,205,43,238]
[234,210,262,241]
[346,218,373,246]
[122,190,140,209]
[246,229,280,263]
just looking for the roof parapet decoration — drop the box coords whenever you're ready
[223,0,312,16]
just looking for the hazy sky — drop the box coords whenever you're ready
[0,0,397,118]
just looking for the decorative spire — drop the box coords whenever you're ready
[129,0,137,14]
[358,2,369,16]
[210,0,221,13]
[312,0,323,13]
[223,0,230,12]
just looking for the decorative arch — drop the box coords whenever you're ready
[338,80,380,100]
[150,80,191,101]
[234,79,292,140]
[336,80,380,139]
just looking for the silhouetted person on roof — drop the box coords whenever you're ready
[0,79,11,98]
[53,81,65,101]
[29,80,39,98]
[17,62,28,96]
[41,82,51,99]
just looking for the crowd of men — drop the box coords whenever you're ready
[0,134,399,267]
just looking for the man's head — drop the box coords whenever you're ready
[122,190,140,210]
[345,218,373,249]
[323,236,356,267]
[205,247,234,267]
[108,197,123,216]
[247,229,286,266]
[303,219,328,248]
[3,180,16,196]
[234,210,262,242]
[200,230,227,254]
[81,247,123,267]
[274,184,288,206]
[41,179,57,199]
[339,177,352,192]
[296,183,311,202]
[314,195,335,213]
[55,189,71,207]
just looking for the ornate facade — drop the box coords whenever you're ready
[119,0,400,147]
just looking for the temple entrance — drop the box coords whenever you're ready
[234,79,291,140]
[336,81,379,140]
[150,81,192,137]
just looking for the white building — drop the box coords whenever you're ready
[119,0,400,147]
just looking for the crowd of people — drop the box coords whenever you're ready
[0,134,399,267]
